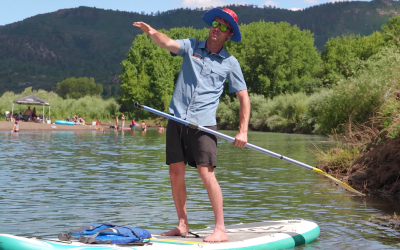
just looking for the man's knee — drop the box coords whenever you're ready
[197,165,216,185]
[169,162,186,179]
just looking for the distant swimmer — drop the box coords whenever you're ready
[11,121,19,133]
[158,125,164,133]
[141,121,147,132]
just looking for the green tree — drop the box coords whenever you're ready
[381,16,400,46]
[322,32,386,82]
[56,77,103,99]
[226,21,322,98]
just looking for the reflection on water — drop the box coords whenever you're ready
[1,129,400,249]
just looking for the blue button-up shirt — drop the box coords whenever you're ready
[169,38,247,126]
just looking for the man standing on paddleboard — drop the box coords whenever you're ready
[133,8,250,243]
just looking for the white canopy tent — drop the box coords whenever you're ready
[12,94,50,123]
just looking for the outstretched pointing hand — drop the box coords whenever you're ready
[132,21,180,54]
[133,22,155,35]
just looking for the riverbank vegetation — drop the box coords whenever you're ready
[313,44,400,196]
[56,77,103,99]
[0,87,119,122]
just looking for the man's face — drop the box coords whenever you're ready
[209,17,233,43]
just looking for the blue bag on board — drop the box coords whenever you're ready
[58,224,152,245]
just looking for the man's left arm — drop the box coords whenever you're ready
[233,89,250,148]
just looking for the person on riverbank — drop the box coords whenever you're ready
[133,8,250,243]
[9,112,14,122]
[11,121,19,133]
[79,117,85,125]
[115,114,119,128]
[24,106,32,121]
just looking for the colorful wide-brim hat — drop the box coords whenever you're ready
[202,8,242,42]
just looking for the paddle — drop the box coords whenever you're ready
[134,102,365,196]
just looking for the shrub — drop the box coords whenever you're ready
[217,92,311,133]
[308,46,400,134]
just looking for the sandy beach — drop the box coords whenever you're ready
[0,121,108,132]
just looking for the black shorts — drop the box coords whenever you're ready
[166,119,217,168]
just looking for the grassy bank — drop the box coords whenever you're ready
[311,46,400,196]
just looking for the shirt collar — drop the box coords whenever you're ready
[200,40,228,59]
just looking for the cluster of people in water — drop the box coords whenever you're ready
[112,114,164,133]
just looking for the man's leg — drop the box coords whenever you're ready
[197,165,228,242]
[161,161,189,236]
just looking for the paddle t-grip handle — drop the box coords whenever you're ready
[134,102,144,109]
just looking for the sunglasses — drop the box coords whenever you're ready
[211,20,232,32]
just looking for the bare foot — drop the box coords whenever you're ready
[161,226,188,236]
[203,229,228,242]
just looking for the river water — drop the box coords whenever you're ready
[1,129,400,249]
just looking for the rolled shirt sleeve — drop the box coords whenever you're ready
[170,39,192,57]
[227,58,247,93]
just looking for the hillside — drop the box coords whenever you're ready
[0,0,399,95]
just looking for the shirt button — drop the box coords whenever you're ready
[189,108,191,110]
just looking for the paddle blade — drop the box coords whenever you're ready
[312,168,365,196]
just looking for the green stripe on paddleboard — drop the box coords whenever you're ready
[220,225,320,250]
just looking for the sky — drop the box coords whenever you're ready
[0,0,371,26]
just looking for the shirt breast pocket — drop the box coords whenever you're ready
[209,68,227,88]
[191,56,203,72]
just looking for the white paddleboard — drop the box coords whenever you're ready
[0,220,319,250]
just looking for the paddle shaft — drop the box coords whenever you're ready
[134,102,314,171]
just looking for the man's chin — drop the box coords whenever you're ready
[209,36,218,42]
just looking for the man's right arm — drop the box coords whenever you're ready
[133,22,180,54]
